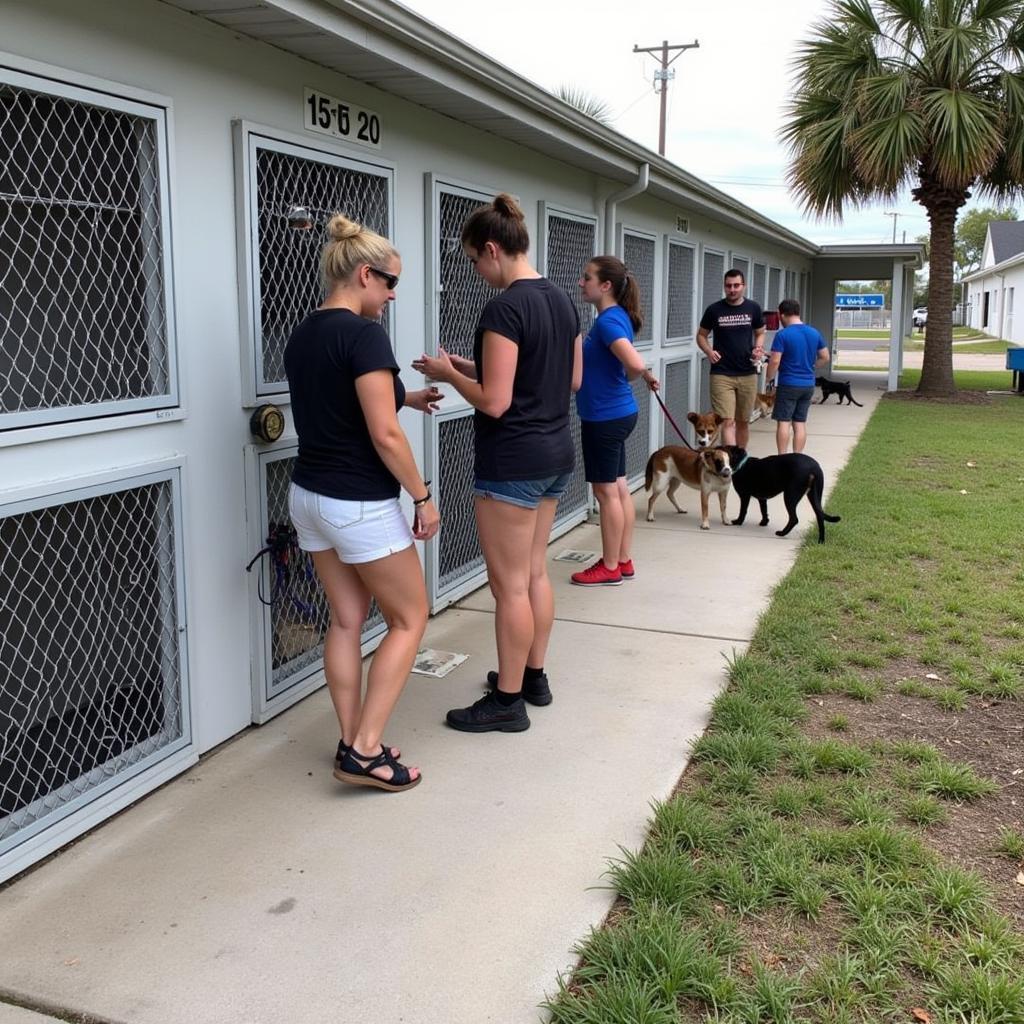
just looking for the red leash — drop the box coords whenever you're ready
[652,390,697,450]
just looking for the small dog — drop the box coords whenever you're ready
[644,445,737,529]
[815,376,863,406]
[749,391,776,422]
[689,410,724,448]
[720,445,841,543]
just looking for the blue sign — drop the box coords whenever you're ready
[835,293,884,308]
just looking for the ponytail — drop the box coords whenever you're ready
[589,255,643,332]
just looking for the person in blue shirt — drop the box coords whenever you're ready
[571,256,659,587]
[765,298,830,455]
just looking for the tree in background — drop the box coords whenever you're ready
[956,205,1019,271]
[783,0,1024,397]
[555,85,614,126]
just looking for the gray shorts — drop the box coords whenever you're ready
[772,384,815,423]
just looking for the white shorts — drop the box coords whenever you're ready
[288,483,414,564]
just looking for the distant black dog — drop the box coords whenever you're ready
[815,376,863,406]
[721,446,841,543]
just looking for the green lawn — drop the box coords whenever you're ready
[547,380,1024,1024]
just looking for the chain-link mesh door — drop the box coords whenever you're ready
[784,270,797,303]
[662,358,693,445]
[252,450,385,715]
[248,137,391,395]
[622,232,655,344]
[699,354,711,413]
[544,211,596,527]
[624,375,652,485]
[753,262,767,306]
[435,412,485,599]
[0,73,173,429]
[666,241,695,341]
[438,190,498,360]
[732,256,750,289]
[701,249,725,313]
[1,475,187,860]
[768,267,782,309]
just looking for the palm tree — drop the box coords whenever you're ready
[555,85,614,126]
[783,0,1024,396]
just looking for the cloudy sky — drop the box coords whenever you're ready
[400,0,937,247]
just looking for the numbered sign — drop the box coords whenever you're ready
[303,87,382,149]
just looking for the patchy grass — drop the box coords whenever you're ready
[547,378,1023,1024]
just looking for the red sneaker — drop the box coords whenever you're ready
[571,560,623,587]
[618,560,635,580]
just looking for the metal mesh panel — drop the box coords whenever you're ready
[0,79,169,422]
[545,214,595,524]
[784,270,797,302]
[263,456,383,694]
[768,267,782,309]
[254,146,390,388]
[436,414,484,594]
[1,482,182,847]
[753,263,767,306]
[799,271,808,308]
[702,250,725,312]
[624,376,651,483]
[663,359,693,444]
[699,355,711,412]
[666,241,695,339]
[623,233,655,343]
[439,190,498,361]
[732,256,750,288]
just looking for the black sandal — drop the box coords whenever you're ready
[333,745,421,792]
[335,739,400,769]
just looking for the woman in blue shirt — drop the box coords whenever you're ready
[571,256,659,587]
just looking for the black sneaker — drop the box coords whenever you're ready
[485,670,552,707]
[446,691,530,732]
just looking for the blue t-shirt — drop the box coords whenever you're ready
[576,305,639,421]
[772,322,826,387]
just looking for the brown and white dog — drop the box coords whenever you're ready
[749,391,776,422]
[689,410,724,448]
[644,445,737,529]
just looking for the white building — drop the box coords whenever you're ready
[0,0,919,881]
[962,220,1024,343]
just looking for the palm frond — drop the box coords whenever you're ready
[849,111,927,187]
[553,85,613,126]
[919,86,1003,184]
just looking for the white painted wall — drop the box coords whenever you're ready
[2,0,814,759]
[965,269,1024,344]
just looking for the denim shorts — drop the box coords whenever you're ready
[580,413,638,483]
[772,384,816,423]
[288,483,413,563]
[473,471,572,510]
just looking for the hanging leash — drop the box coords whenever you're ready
[652,391,697,450]
[245,521,316,617]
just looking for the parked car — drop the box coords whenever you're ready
[913,307,928,328]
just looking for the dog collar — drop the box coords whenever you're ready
[732,455,749,473]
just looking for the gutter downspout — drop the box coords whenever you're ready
[604,163,650,254]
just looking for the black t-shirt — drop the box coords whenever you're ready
[699,298,765,376]
[284,308,406,500]
[473,278,579,480]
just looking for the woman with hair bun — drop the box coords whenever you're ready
[284,213,441,792]
[571,255,658,587]
[414,193,582,732]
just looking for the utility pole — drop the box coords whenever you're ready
[633,39,699,156]
[884,211,900,244]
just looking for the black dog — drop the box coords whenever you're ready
[722,446,841,543]
[815,376,863,406]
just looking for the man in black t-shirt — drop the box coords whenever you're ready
[697,269,765,448]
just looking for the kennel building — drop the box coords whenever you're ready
[0,0,917,882]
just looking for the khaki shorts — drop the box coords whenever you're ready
[710,373,758,421]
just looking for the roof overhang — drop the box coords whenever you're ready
[815,244,924,270]
[160,0,820,254]
[961,252,1024,283]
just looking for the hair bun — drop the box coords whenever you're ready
[326,213,362,242]
[492,192,525,222]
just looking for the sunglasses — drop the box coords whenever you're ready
[368,266,399,289]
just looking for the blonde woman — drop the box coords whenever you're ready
[285,214,440,792]
[415,194,582,730]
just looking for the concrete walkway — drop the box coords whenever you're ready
[837,349,1010,372]
[0,375,885,1024]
